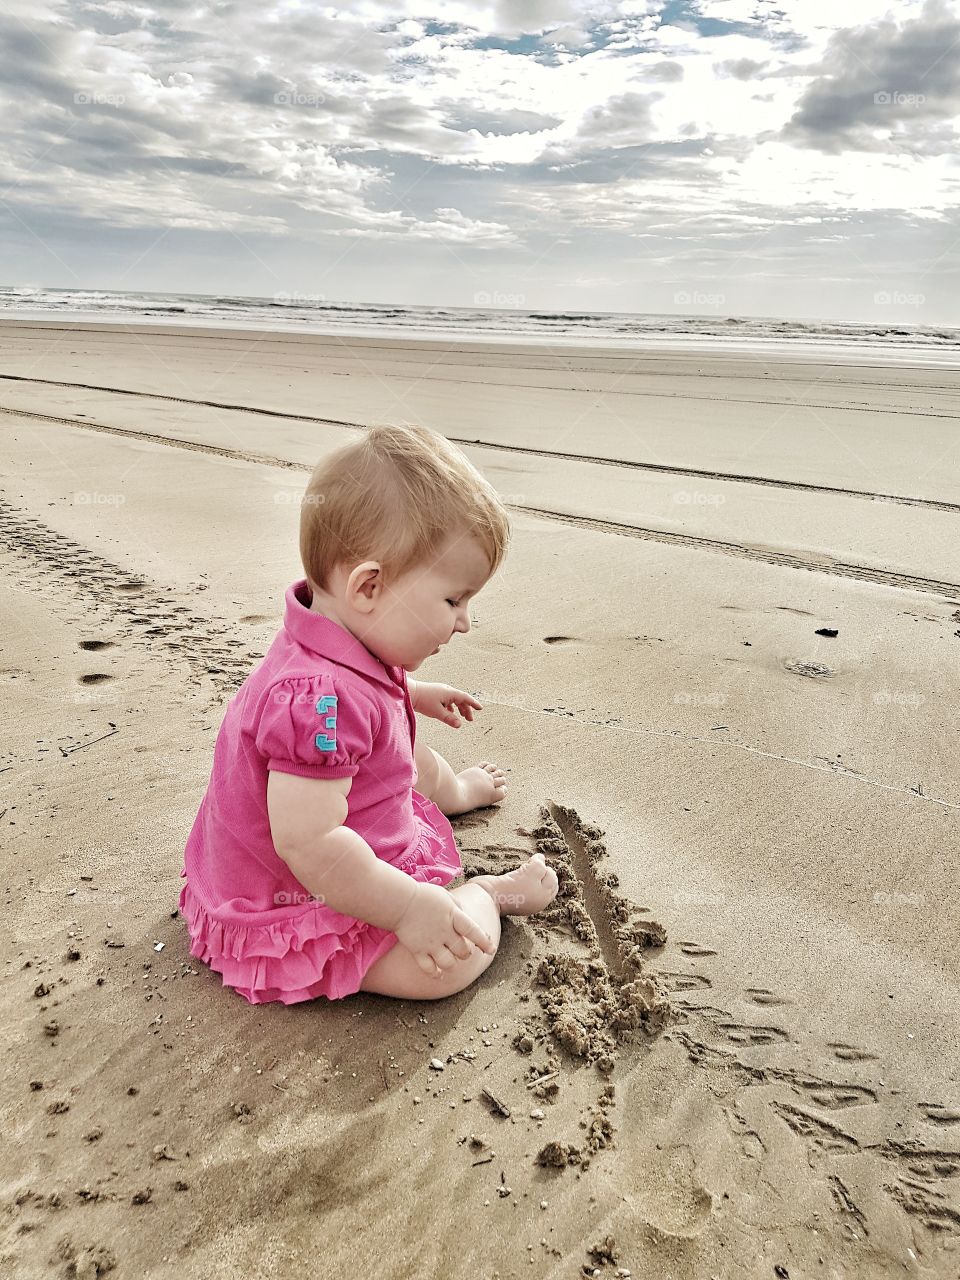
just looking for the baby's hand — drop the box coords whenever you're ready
[392,883,495,978]
[414,682,482,728]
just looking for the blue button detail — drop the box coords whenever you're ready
[315,694,338,752]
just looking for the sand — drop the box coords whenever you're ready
[1,319,958,1279]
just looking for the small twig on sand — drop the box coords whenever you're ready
[481,1087,511,1117]
[59,724,119,757]
[525,1070,559,1089]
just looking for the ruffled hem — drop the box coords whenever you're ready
[178,791,462,1005]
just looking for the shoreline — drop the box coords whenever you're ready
[3,313,960,367]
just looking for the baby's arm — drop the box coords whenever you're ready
[266,771,495,974]
[267,772,418,930]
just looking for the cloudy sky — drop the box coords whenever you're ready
[1,0,958,322]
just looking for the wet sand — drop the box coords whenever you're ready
[1,320,958,1279]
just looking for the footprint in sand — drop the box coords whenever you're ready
[78,640,116,652]
[239,614,275,625]
[745,987,792,1007]
[771,1101,860,1153]
[828,1174,869,1236]
[659,971,712,993]
[918,1102,960,1127]
[78,673,113,686]
[711,1020,790,1047]
[677,941,718,957]
[828,1041,879,1063]
[542,635,577,645]
[769,1069,878,1109]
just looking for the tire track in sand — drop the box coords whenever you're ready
[0,496,264,705]
[4,389,960,512]
[3,405,957,597]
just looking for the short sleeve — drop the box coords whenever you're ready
[255,675,380,780]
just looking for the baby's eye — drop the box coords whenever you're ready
[446,598,460,608]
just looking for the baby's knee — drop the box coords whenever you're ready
[413,740,442,795]
[425,931,500,998]
[359,926,500,1001]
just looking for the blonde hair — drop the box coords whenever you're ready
[299,423,511,592]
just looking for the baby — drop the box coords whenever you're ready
[178,422,559,1005]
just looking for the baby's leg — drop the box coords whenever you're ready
[357,854,558,1001]
[358,882,502,1000]
[414,739,507,816]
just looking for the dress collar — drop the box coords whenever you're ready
[283,579,404,691]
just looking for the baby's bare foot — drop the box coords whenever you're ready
[471,853,559,916]
[447,761,507,816]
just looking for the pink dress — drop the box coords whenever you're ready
[177,578,463,1005]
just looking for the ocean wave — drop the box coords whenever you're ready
[0,287,956,356]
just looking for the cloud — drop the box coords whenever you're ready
[438,104,565,133]
[0,0,957,318]
[334,205,517,243]
[783,0,960,153]
[644,58,686,80]
[714,56,770,79]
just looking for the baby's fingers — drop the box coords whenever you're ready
[415,952,443,978]
[453,909,496,955]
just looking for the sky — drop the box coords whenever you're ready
[0,0,959,322]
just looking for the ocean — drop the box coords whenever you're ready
[1,286,957,365]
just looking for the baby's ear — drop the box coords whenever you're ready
[348,561,383,606]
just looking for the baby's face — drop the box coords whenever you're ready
[372,532,493,671]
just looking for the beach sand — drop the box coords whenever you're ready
[1,319,958,1279]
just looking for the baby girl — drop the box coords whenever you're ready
[178,422,559,1005]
